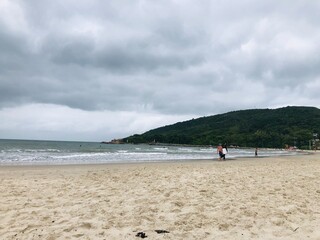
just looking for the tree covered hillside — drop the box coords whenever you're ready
[123,106,320,149]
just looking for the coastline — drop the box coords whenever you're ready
[1,153,320,239]
[0,138,309,166]
[0,148,308,167]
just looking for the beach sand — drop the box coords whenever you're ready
[1,154,320,239]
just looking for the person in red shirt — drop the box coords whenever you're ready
[217,144,223,161]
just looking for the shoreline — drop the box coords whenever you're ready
[0,151,314,170]
[0,149,311,167]
[1,153,319,239]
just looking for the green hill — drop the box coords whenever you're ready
[123,106,320,149]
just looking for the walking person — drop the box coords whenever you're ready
[222,143,228,160]
[217,144,223,161]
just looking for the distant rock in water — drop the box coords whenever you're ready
[101,139,124,144]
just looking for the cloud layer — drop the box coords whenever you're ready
[1,0,320,140]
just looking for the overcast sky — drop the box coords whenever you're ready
[1,0,320,141]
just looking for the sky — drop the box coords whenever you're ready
[1,0,320,142]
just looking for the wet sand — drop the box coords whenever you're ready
[1,153,320,239]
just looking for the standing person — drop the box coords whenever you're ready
[217,144,223,161]
[222,143,228,160]
[255,148,258,157]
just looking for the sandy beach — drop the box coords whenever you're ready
[1,154,320,239]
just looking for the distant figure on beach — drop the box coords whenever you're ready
[217,144,223,161]
[222,143,228,160]
[255,148,258,157]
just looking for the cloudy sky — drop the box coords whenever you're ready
[1,0,320,141]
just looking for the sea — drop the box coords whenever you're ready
[0,139,302,166]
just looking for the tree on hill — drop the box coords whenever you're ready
[122,106,320,149]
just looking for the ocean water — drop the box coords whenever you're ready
[0,139,301,165]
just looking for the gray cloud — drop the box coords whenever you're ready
[1,0,320,140]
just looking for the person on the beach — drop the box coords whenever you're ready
[255,148,258,157]
[222,143,228,160]
[217,144,223,161]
